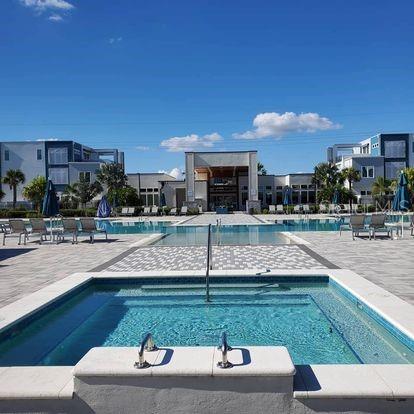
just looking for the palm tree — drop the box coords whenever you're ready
[341,167,361,208]
[257,162,267,175]
[63,177,103,209]
[372,176,392,206]
[313,162,344,202]
[3,169,25,208]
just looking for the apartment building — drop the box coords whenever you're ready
[0,140,124,205]
[327,133,414,202]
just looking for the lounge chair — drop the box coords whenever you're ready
[79,218,108,244]
[276,205,285,214]
[319,204,328,214]
[169,208,177,215]
[120,207,129,216]
[128,207,135,216]
[198,206,203,214]
[29,218,57,244]
[339,214,367,240]
[143,207,151,216]
[293,205,302,214]
[180,206,188,216]
[369,214,391,240]
[268,205,276,214]
[3,219,29,245]
[303,205,310,214]
[150,206,158,216]
[61,218,79,244]
[329,204,337,214]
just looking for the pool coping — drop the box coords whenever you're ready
[0,269,413,400]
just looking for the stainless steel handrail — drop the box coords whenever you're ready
[134,332,157,369]
[217,332,232,369]
[206,223,212,302]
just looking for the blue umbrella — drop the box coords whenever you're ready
[392,171,411,238]
[97,195,111,218]
[283,187,292,205]
[392,171,411,212]
[332,188,340,204]
[160,192,166,207]
[42,180,59,242]
[42,180,59,217]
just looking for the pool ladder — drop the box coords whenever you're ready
[134,333,157,369]
[134,332,233,369]
[206,223,212,302]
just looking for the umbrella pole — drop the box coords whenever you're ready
[50,217,53,243]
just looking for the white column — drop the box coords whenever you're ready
[185,153,195,202]
[248,152,258,201]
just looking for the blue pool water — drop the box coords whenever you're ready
[0,278,413,366]
[97,216,409,245]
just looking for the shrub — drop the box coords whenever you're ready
[186,208,199,215]
[262,209,269,214]
[59,208,97,217]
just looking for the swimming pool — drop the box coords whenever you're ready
[1,277,412,366]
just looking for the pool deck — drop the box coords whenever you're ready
[0,214,413,309]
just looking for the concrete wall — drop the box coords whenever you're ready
[0,142,46,204]
[193,151,251,168]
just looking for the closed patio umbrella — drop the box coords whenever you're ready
[97,195,111,218]
[283,187,292,205]
[392,171,411,237]
[332,188,340,205]
[42,180,60,242]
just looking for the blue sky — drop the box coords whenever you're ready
[1,1,413,176]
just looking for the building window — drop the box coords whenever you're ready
[49,168,68,185]
[153,188,159,192]
[37,149,42,160]
[361,190,366,196]
[276,186,283,190]
[83,152,91,160]
[292,185,299,189]
[361,166,374,178]
[265,192,272,206]
[242,186,248,191]
[276,192,283,204]
[4,150,9,161]
[385,161,406,180]
[265,186,272,191]
[79,172,91,182]
[300,184,308,189]
[48,147,68,164]
[384,140,406,158]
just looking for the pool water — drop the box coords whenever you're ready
[0,278,413,366]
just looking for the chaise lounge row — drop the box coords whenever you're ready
[1,218,108,246]
[339,214,393,240]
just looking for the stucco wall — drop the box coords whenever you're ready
[0,142,46,204]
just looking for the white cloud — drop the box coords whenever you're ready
[48,13,63,21]
[109,37,123,44]
[20,0,74,12]
[19,0,74,21]
[135,145,150,151]
[233,112,341,140]
[158,168,185,180]
[160,132,222,152]
[35,138,60,141]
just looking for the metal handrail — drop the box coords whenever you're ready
[134,333,157,369]
[217,332,232,369]
[206,223,212,302]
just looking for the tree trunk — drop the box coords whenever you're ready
[349,181,353,209]
[12,185,17,209]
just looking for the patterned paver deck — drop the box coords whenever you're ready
[297,231,414,305]
[105,245,328,271]
[0,234,146,308]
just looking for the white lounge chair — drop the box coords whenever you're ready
[369,214,391,239]
[303,205,310,214]
[120,207,129,216]
[198,206,203,214]
[319,204,328,214]
[180,206,188,215]
[276,205,285,214]
[143,207,151,216]
[268,205,276,214]
[128,207,135,216]
[169,208,177,215]
[293,205,302,214]
[151,206,159,216]
[4,219,29,245]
